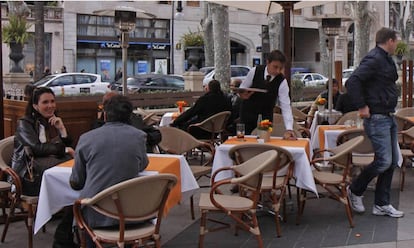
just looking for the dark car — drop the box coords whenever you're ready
[111,74,185,93]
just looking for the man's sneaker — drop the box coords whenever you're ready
[372,204,404,218]
[347,186,365,213]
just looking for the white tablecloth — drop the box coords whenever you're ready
[211,136,317,194]
[160,112,176,127]
[311,126,403,166]
[34,154,198,234]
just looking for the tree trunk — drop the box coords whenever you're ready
[268,13,282,51]
[201,2,214,67]
[315,6,329,77]
[353,1,373,67]
[211,4,230,92]
[34,1,45,81]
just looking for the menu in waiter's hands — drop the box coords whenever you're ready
[236,87,268,93]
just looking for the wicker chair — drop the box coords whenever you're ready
[187,111,231,145]
[157,126,215,219]
[228,143,294,237]
[0,136,39,248]
[297,136,364,227]
[73,174,177,248]
[198,150,278,248]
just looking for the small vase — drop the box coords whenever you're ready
[317,105,325,112]
[178,105,183,113]
[258,130,271,142]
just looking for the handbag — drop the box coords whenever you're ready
[22,146,71,196]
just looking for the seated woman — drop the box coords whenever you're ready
[11,86,75,247]
[171,80,232,139]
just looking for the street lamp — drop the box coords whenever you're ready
[93,7,155,96]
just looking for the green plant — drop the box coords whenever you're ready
[395,41,409,56]
[180,28,204,48]
[2,14,31,45]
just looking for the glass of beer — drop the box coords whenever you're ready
[236,123,245,141]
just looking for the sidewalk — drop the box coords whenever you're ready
[0,167,413,247]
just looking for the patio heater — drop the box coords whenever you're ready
[114,10,136,96]
[170,1,184,74]
[309,15,351,124]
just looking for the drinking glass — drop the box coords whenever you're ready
[236,123,245,141]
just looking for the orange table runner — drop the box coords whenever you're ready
[58,156,181,216]
[405,117,414,123]
[225,137,310,159]
[318,125,351,151]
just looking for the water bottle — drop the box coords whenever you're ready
[257,114,262,127]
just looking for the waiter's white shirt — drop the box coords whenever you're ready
[240,66,294,130]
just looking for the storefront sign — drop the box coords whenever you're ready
[152,44,167,50]
[100,42,121,48]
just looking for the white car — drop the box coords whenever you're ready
[33,73,111,96]
[202,65,251,86]
[342,68,354,86]
[292,73,328,87]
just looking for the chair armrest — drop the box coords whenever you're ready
[312,149,333,160]
[210,178,233,210]
[211,166,234,184]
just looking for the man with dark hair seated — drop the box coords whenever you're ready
[93,92,161,152]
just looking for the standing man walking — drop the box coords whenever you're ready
[238,49,296,140]
[347,27,403,218]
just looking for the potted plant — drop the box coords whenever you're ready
[2,14,31,73]
[180,28,204,48]
[180,28,204,71]
[395,41,409,58]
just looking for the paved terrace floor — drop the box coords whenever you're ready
[1,167,414,248]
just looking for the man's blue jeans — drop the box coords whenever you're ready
[350,114,399,206]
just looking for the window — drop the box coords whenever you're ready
[75,75,96,85]
[50,76,73,87]
[313,74,323,80]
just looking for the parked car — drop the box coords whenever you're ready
[342,68,354,86]
[292,73,328,87]
[33,73,111,96]
[199,66,215,75]
[202,65,251,86]
[111,74,185,93]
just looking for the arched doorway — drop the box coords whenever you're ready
[231,40,247,65]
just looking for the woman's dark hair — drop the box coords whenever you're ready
[208,80,223,94]
[104,95,133,123]
[25,87,55,116]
